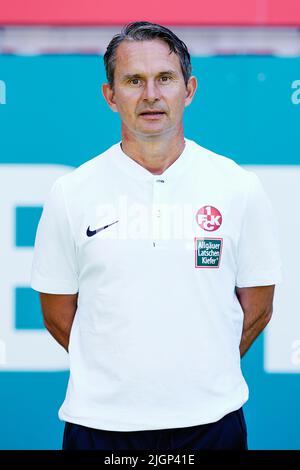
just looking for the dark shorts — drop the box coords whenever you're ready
[62,407,248,450]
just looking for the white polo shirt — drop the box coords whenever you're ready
[30,138,282,431]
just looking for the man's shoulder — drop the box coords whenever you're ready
[186,139,247,173]
[55,142,120,189]
[187,138,248,177]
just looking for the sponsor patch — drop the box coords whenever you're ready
[195,237,223,268]
[196,205,222,231]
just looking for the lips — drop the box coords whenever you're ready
[139,111,166,121]
[139,110,165,115]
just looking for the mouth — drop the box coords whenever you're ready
[139,111,166,119]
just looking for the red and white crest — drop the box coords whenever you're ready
[196,205,222,232]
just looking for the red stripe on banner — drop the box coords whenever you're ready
[268,0,300,25]
[0,0,299,26]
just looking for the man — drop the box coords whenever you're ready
[30,22,282,450]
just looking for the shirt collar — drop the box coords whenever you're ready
[111,138,194,183]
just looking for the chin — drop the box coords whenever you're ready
[138,125,170,135]
[138,130,168,139]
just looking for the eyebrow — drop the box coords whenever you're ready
[121,70,178,81]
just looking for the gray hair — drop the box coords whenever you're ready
[104,21,192,89]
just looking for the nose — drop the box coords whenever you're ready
[142,79,161,103]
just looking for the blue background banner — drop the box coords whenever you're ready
[0,55,299,449]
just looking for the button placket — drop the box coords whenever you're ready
[152,177,166,247]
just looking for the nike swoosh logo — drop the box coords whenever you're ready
[86,220,119,237]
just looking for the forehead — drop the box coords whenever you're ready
[114,39,182,77]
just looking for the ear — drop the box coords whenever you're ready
[101,83,118,113]
[184,76,197,108]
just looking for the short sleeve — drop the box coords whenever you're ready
[30,178,79,294]
[236,171,283,288]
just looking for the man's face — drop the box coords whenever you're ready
[102,39,196,139]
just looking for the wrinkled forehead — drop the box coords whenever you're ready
[114,39,182,78]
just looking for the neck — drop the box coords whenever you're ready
[120,126,186,175]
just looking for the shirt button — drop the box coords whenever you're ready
[156,179,165,183]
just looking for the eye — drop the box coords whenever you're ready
[130,78,141,85]
[160,76,171,83]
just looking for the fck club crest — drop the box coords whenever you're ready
[196,205,222,232]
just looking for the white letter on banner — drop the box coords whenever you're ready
[291,80,300,105]
[0,165,73,370]
[0,80,6,105]
[243,165,300,373]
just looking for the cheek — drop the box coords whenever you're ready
[165,86,186,102]
[168,93,187,113]
[115,94,138,116]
